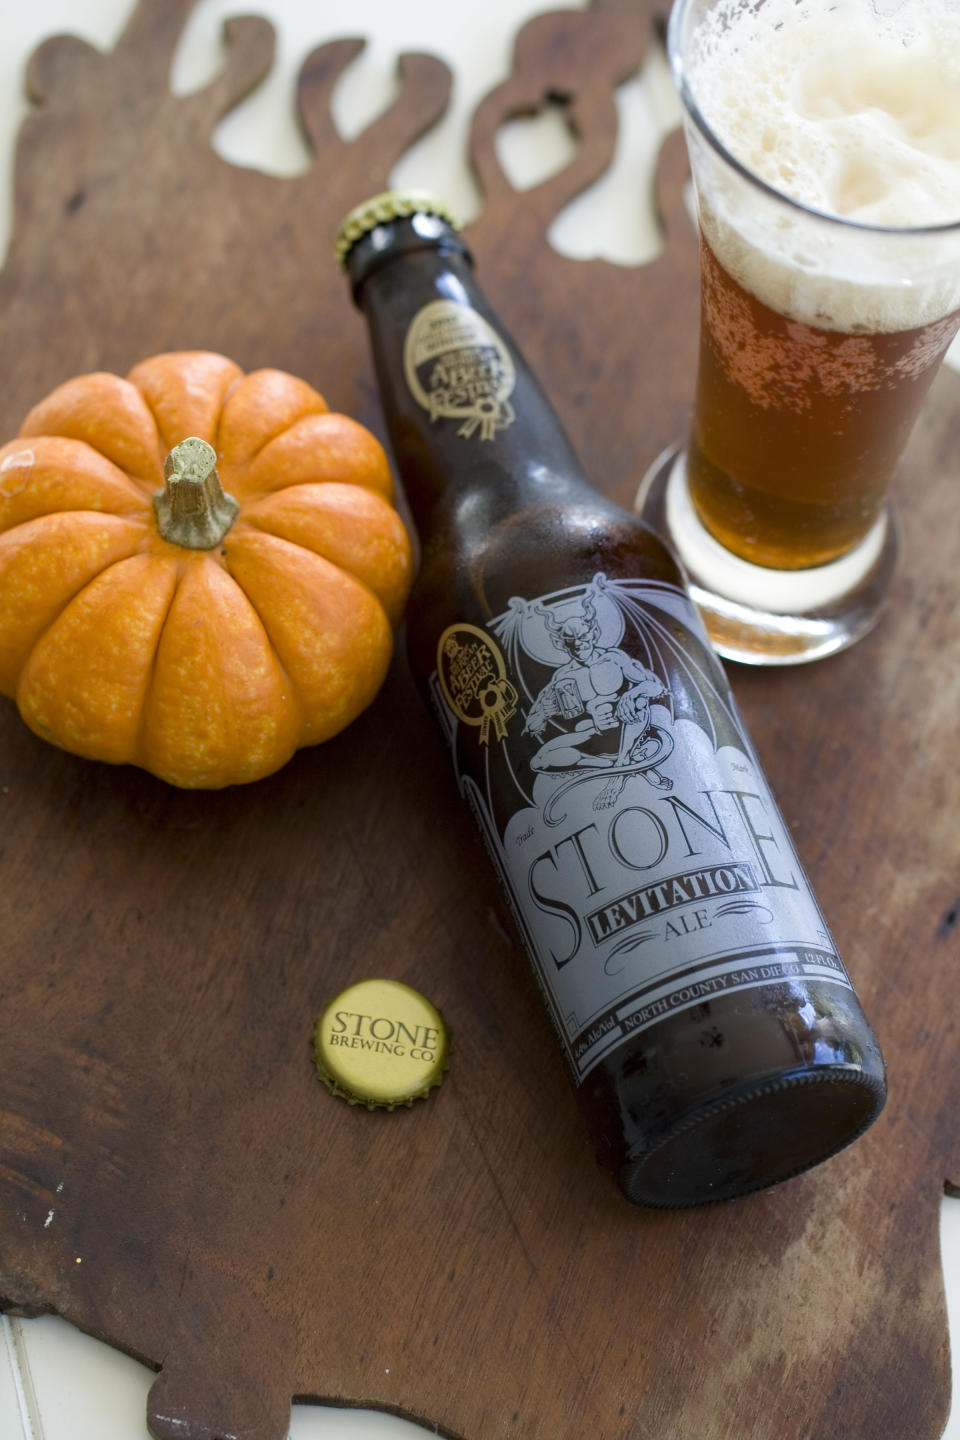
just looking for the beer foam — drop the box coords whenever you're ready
[686,0,960,330]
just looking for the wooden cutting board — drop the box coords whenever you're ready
[1,2,957,1437]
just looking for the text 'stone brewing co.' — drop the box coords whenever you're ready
[337,193,886,1206]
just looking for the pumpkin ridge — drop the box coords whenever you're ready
[225,528,394,745]
[133,557,209,770]
[125,472,166,502]
[0,516,149,697]
[17,553,180,764]
[18,373,166,487]
[213,370,328,471]
[227,429,313,475]
[239,622,303,732]
[106,555,183,756]
[2,507,153,543]
[128,351,244,455]
[236,486,411,629]
[25,546,157,629]
[239,412,394,503]
[0,436,157,516]
[225,526,388,617]
[166,549,310,746]
[209,540,311,720]
[240,512,387,604]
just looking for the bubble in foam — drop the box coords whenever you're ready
[685,0,960,332]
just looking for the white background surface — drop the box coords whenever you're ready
[0,3,957,1438]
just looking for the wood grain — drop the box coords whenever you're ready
[0,2,957,1437]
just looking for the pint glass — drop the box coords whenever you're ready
[646,0,960,663]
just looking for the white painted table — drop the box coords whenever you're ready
[1,3,957,1437]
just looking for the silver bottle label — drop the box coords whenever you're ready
[433,573,852,1082]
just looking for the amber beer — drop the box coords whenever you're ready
[671,0,960,574]
[337,193,886,1207]
[690,236,960,569]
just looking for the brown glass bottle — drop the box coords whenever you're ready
[338,194,886,1207]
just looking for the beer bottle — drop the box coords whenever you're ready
[336,192,886,1207]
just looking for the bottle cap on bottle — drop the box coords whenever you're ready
[335,190,460,270]
[312,977,449,1110]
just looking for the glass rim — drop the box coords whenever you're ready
[666,0,960,241]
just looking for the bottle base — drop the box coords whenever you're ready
[634,447,898,666]
[618,1066,886,1208]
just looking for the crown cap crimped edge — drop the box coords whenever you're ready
[335,190,460,270]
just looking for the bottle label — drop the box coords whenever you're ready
[431,573,853,1083]
[404,299,516,441]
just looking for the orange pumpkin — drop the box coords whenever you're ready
[0,351,413,788]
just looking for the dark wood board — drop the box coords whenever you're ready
[0,2,957,1437]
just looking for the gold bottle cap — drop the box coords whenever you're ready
[334,190,460,270]
[312,978,449,1110]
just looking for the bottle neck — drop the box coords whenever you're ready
[350,220,592,537]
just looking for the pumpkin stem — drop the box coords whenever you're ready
[154,437,239,550]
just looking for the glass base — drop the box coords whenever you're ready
[635,447,898,666]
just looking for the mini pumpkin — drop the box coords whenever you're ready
[0,351,413,787]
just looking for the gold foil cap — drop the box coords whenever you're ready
[335,190,460,270]
[312,978,449,1110]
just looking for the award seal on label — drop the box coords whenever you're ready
[437,624,518,745]
[404,298,516,441]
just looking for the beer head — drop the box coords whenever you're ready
[670,0,960,333]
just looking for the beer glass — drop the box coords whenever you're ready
[640,0,960,664]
